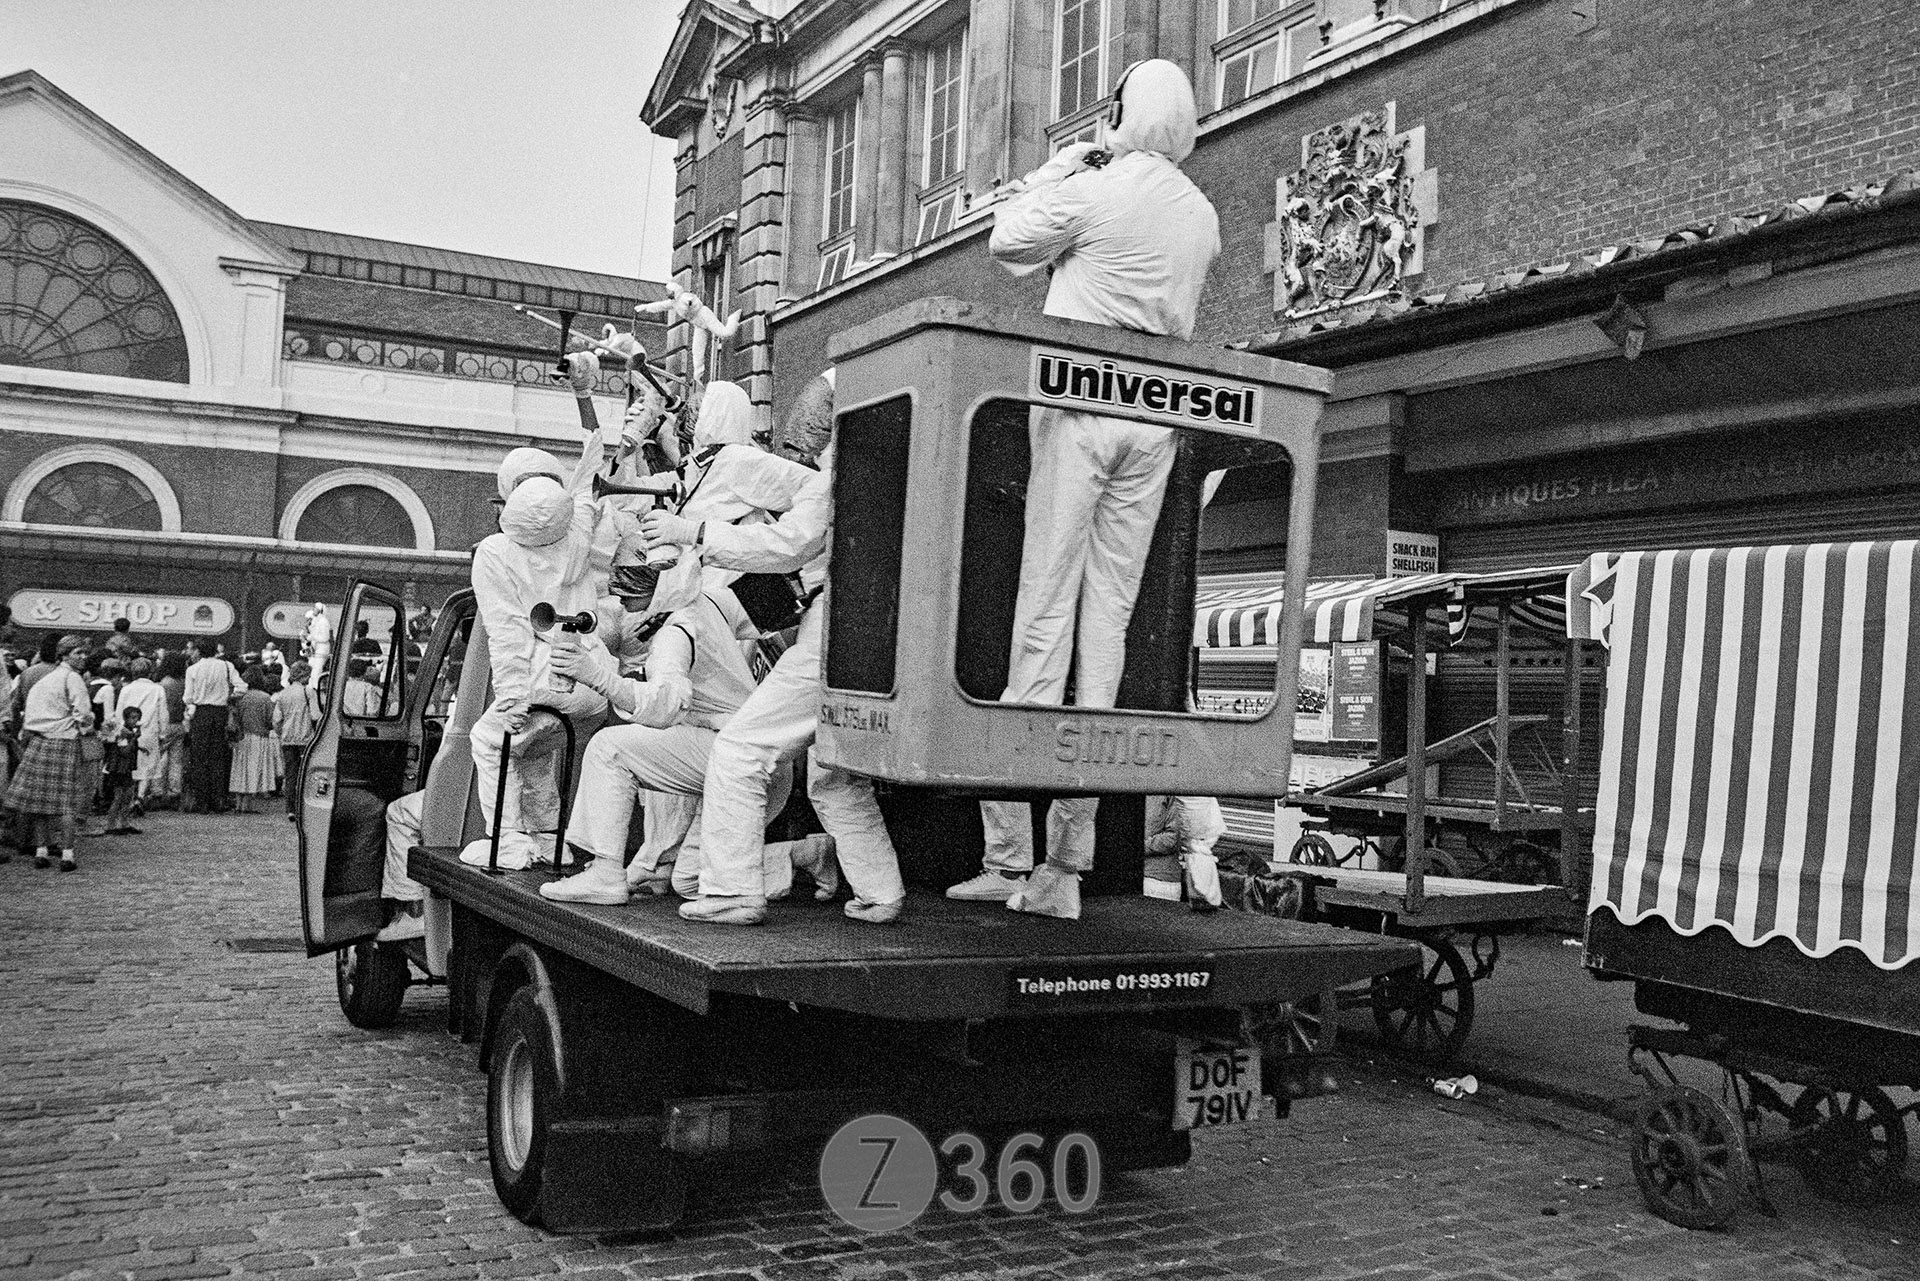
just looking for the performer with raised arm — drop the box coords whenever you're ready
[642,370,906,927]
[458,351,611,869]
[947,60,1221,921]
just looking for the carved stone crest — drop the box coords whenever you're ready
[1269,109,1421,317]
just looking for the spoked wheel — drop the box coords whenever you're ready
[1370,935,1475,1062]
[1288,832,1341,867]
[1630,1085,1750,1229]
[335,941,409,1030]
[1241,985,1339,1057]
[1787,1085,1910,1204]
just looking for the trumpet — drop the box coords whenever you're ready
[591,474,678,501]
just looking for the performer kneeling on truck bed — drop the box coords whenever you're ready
[643,370,908,928]
[459,352,611,870]
[534,554,837,906]
[949,59,1221,921]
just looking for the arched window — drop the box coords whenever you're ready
[4,446,182,531]
[0,200,189,383]
[22,461,164,530]
[294,485,416,548]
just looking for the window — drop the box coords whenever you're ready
[293,484,416,548]
[22,463,162,530]
[916,190,963,245]
[923,27,967,187]
[1215,0,1318,109]
[823,100,859,243]
[817,241,856,291]
[701,252,733,377]
[0,200,189,383]
[1055,0,1125,120]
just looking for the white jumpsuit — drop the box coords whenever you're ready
[977,60,1221,875]
[562,589,795,894]
[692,445,907,907]
[466,467,611,864]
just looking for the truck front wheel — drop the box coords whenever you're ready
[336,941,409,1029]
[489,987,557,1222]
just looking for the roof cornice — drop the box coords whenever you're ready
[0,70,301,272]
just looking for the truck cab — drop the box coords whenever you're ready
[293,300,1421,1234]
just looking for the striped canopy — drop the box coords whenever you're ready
[1193,568,1570,649]
[1571,543,1920,970]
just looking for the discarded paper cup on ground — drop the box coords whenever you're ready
[1430,1074,1480,1099]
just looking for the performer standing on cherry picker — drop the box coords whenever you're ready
[948,59,1221,921]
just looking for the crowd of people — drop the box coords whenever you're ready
[0,611,326,869]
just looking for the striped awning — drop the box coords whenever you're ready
[1193,568,1571,649]
[1571,543,1920,970]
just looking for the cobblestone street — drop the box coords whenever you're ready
[1,812,1915,1281]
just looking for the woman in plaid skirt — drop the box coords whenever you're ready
[3,635,97,871]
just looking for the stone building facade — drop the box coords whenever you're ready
[644,0,1920,577]
[1,72,666,651]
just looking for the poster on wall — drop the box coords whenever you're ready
[1195,644,1381,741]
[1296,642,1381,743]
[1295,646,1332,740]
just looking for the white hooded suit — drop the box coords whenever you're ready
[977,60,1220,876]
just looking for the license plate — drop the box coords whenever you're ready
[1173,1042,1262,1130]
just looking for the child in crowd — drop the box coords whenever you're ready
[102,706,143,836]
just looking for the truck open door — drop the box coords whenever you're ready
[297,580,415,956]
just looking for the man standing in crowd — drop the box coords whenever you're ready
[273,662,321,814]
[182,638,244,813]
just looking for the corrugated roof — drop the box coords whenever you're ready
[1243,169,1920,355]
[253,221,665,303]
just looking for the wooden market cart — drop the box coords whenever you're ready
[1198,568,1599,1062]
[1570,543,1920,1229]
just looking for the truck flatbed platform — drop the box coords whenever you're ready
[1300,867,1572,928]
[411,845,1418,1020]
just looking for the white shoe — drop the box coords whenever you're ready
[844,897,903,924]
[539,857,630,906]
[626,870,672,896]
[947,870,1028,902]
[376,909,425,942]
[1006,865,1081,920]
[678,894,768,926]
[459,831,538,870]
[788,834,840,901]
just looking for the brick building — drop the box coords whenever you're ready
[644,0,1920,576]
[1,71,665,652]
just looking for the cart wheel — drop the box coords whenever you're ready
[1630,1085,1750,1230]
[1241,986,1338,1057]
[1787,1085,1910,1204]
[336,941,409,1030]
[1414,845,1463,880]
[1289,832,1340,867]
[1370,936,1475,1062]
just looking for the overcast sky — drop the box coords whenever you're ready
[2,0,682,281]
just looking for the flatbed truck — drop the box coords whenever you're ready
[295,302,1420,1232]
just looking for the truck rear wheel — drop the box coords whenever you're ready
[488,987,556,1222]
[336,941,409,1029]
